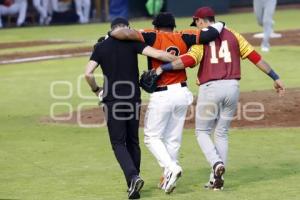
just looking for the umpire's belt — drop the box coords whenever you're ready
[155,82,187,92]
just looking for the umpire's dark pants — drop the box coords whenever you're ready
[103,101,141,187]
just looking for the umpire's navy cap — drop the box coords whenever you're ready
[111,17,129,28]
[190,7,215,26]
[152,12,176,28]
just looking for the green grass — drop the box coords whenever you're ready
[0,126,299,200]
[0,9,300,200]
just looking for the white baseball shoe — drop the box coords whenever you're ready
[164,165,182,194]
[261,46,270,52]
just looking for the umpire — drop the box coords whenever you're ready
[84,17,176,199]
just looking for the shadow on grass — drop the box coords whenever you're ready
[227,162,300,190]
[140,167,210,198]
[141,161,300,197]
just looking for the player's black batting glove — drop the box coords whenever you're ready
[139,69,161,93]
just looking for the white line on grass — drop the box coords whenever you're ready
[0,52,90,64]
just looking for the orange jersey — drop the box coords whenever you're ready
[138,29,200,86]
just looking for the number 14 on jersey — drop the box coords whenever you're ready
[209,40,232,64]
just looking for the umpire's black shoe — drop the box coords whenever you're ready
[128,176,144,199]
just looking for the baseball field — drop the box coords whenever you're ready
[0,8,300,200]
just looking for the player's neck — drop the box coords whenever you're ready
[156,28,173,32]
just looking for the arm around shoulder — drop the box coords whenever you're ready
[141,46,177,62]
[199,22,225,44]
[110,29,143,41]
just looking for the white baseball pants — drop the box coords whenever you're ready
[253,0,277,48]
[33,0,49,24]
[0,0,27,28]
[75,0,91,23]
[144,83,193,171]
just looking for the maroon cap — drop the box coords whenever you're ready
[190,7,215,26]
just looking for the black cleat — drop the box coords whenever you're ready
[204,180,214,190]
[213,161,225,178]
[212,162,225,190]
[128,176,144,199]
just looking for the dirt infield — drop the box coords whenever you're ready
[41,88,300,129]
[1,29,300,64]
[243,29,300,46]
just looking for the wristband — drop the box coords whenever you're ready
[181,55,196,68]
[247,50,261,64]
[268,69,280,81]
[92,86,101,93]
[161,63,173,71]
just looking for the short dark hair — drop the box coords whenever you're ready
[111,24,128,31]
[203,16,215,23]
[110,17,129,30]
[152,12,176,29]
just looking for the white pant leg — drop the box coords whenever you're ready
[163,105,186,164]
[262,0,277,48]
[0,4,19,15]
[214,82,239,166]
[0,2,26,26]
[43,0,49,15]
[253,0,264,26]
[0,5,7,27]
[144,92,176,170]
[33,0,44,16]
[74,0,84,23]
[50,0,58,12]
[16,1,27,26]
[33,0,48,23]
[195,82,223,167]
[82,0,90,23]
[164,87,192,164]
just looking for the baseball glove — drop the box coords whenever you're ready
[139,69,160,93]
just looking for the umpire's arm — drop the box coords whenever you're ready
[85,60,102,96]
[110,29,143,41]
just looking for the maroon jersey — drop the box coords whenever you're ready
[198,29,242,84]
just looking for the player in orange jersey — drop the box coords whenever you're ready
[110,12,225,193]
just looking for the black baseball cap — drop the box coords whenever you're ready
[110,17,129,28]
[152,12,176,28]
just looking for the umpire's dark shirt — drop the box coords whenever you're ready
[90,37,147,102]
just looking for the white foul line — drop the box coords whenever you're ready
[0,52,90,65]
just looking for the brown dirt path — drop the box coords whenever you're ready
[1,29,300,65]
[41,88,300,129]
